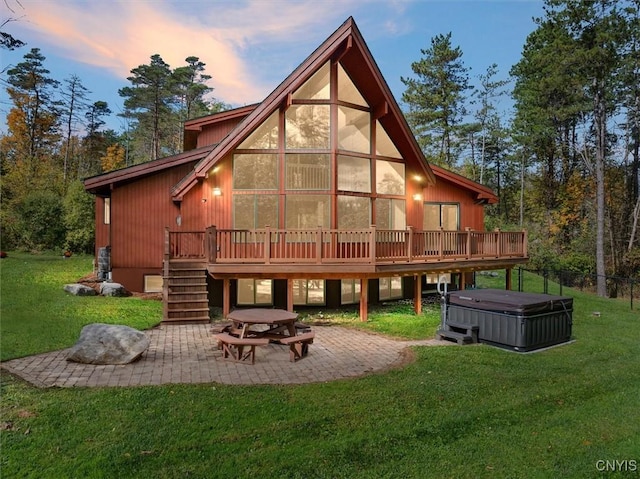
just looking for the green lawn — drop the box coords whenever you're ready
[1,254,638,478]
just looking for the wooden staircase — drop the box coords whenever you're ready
[163,260,210,324]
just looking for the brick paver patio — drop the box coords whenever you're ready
[1,324,452,387]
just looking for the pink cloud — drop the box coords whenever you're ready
[10,0,376,105]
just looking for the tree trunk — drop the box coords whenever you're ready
[594,83,607,297]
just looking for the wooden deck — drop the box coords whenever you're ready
[167,226,528,277]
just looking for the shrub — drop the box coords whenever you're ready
[15,190,66,251]
[63,180,95,254]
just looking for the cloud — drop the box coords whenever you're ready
[12,0,377,105]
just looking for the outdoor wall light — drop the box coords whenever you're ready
[212,187,222,196]
[412,194,423,201]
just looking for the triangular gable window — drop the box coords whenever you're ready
[292,62,330,100]
[238,111,279,149]
[375,120,401,158]
[338,63,367,107]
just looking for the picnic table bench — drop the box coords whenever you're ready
[214,332,269,364]
[279,331,315,362]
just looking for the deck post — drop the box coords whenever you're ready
[316,226,322,264]
[407,226,413,261]
[359,278,368,322]
[222,279,231,317]
[287,279,294,312]
[438,227,444,259]
[369,225,376,263]
[505,268,513,291]
[465,227,472,259]
[495,228,501,257]
[414,274,422,315]
[206,225,217,263]
[264,226,271,264]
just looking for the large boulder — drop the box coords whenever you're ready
[67,323,149,365]
[99,282,128,297]
[64,283,97,296]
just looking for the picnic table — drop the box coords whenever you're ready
[227,308,298,340]
[216,308,315,363]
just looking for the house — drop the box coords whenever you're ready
[84,17,528,323]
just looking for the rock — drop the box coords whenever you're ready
[66,323,149,365]
[64,283,97,296]
[99,282,128,297]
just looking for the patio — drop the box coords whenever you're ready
[1,324,452,387]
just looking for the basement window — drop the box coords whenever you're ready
[379,277,402,300]
[144,275,163,293]
[293,279,325,305]
[237,279,273,305]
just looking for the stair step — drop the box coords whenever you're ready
[162,317,210,324]
[436,329,473,345]
[168,299,209,304]
[166,274,205,279]
[446,320,479,332]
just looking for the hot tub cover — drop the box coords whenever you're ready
[447,289,573,315]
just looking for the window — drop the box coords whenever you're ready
[238,111,279,149]
[285,154,330,190]
[286,195,330,230]
[237,279,273,305]
[293,279,325,305]
[144,275,163,293]
[285,105,330,149]
[293,62,330,100]
[104,197,111,224]
[426,273,451,284]
[423,203,459,230]
[338,64,367,106]
[376,198,406,230]
[376,160,405,195]
[233,154,278,190]
[341,279,361,304]
[337,155,370,193]
[375,121,401,158]
[337,195,370,229]
[338,106,370,154]
[379,277,402,300]
[233,194,278,229]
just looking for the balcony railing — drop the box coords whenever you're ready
[167,226,527,265]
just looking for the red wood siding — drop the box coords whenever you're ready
[109,163,195,279]
[94,197,110,257]
[421,177,486,230]
[181,155,234,231]
[196,119,245,149]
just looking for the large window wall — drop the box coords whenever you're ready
[232,60,407,233]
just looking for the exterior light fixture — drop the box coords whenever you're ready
[212,187,222,196]
[412,194,422,201]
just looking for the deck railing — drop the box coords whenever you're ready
[165,226,527,265]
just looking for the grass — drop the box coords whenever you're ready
[1,254,639,478]
[0,252,161,361]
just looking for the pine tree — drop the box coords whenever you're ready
[401,32,471,167]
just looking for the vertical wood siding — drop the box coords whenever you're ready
[94,197,110,256]
[196,119,245,148]
[422,178,486,230]
[110,163,196,272]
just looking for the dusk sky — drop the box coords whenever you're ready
[1,0,545,133]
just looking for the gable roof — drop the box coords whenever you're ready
[83,145,213,195]
[171,16,436,201]
[430,164,498,204]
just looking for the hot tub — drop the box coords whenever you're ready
[446,289,573,351]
